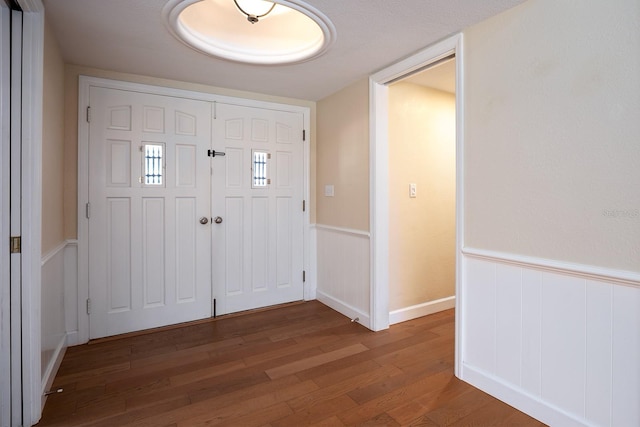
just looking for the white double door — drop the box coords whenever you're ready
[88,87,304,339]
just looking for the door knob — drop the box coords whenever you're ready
[214,216,223,224]
[199,217,209,225]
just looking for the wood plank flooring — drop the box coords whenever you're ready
[37,301,545,426]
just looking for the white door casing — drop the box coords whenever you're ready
[88,87,212,339]
[0,4,13,425]
[369,34,463,363]
[212,103,305,315]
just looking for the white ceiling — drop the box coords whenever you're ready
[43,0,526,101]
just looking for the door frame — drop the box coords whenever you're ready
[14,1,45,425]
[0,4,12,425]
[1,0,45,424]
[77,76,312,344]
[369,34,464,375]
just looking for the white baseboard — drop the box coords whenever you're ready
[316,290,371,329]
[462,364,590,427]
[40,337,66,410]
[66,331,79,347]
[389,296,456,325]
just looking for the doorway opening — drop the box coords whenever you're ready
[369,34,463,376]
[387,57,457,324]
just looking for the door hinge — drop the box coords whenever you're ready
[86,202,91,219]
[86,106,91,123]
[303,270,306,283]
[303,129,306,141]
[302,200,306,212]
[86,298,91,315]
[10,236,21,254]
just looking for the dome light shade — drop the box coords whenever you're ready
[163,0,337,65]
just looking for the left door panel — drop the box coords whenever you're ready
[88,87,212,339]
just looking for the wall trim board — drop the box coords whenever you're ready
[389,296,456,325]
[316,290,371,329]
[314,223,370,237]
[461,365,589,427]
[41,240,67,266]
[463,247,640,288]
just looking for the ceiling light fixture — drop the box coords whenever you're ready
[163,0,337,65]
[233,0,275,24]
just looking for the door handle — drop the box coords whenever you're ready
[199,217,209,225]
[214,216,223,224]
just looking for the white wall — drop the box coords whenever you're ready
[461,0,640,425]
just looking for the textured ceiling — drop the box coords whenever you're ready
[43,0,526,101]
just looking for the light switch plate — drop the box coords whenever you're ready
[409,183,417,198]
[325,184,335,197]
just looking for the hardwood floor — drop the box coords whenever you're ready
[37,301,545,426]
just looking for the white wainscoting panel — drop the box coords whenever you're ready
[461,248,640,427]
[40,241,67,402]
[315,225,371,328]
[64,241,79,346]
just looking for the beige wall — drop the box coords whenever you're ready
[463,0,640,272]
[42,19,66,254]
[316,78,369,231]
[388,83,456,311]
[63,65,316,239]
[41,17,68,392]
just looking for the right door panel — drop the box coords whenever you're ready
[212,103,304,315]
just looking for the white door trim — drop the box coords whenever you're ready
[14,0,44,424]
[369,34,465,375]
[77,76,312,344]
[0,4,12,425]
